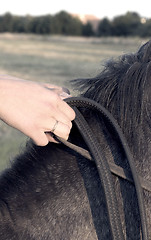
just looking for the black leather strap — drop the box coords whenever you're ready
[56,97,148,240]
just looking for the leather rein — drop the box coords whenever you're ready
[55,97,149,240]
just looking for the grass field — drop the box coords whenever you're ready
[0,33,149,170]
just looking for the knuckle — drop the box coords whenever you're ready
[36,139,48,146]
[63,120,72,130]
[71,110,76,120]
[61,124,70,138]
[68,121,72,130]
[51,92,60,101]
[31,133,48,146]
[67,108,76,120]
[47,91,60,105]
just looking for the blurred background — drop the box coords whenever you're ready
[0,0,150,170]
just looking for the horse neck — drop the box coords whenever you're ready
[84,110,151,182]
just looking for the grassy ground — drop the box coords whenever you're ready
[0,33,148,170]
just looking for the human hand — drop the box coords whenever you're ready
[0,75,75,146]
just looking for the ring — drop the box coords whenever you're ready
[51,120,59,133]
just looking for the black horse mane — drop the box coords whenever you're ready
[73,40,151,158]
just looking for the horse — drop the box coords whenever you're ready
[0,39,151,240]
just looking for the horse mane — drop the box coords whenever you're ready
[72,40,151,157]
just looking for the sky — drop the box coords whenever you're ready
[0,0,151,19]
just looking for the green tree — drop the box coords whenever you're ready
[53,11,82,35]
[112,12,141,36]
[27,16,50,34]
[97,18,113,36]
[138,19,151,37]
[0,12,13,32]
[0,16,4,32]
[11,16,31,33]
[34,15,52,34]
[82,22,94,36]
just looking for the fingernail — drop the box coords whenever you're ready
[62,87,70,95]
[59,92,71,99]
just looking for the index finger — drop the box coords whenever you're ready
[58,98,76,121]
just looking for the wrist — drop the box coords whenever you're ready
[0,77,14,122]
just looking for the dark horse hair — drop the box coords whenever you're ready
[0,40,151,239]
[74,40,151,156]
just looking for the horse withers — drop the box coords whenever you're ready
[0,40,151,240]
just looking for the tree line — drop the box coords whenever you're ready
[0,11,151,37]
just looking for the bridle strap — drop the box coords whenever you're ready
[56,97,148,240]
[57,137,151,192]
[72,105,124,239]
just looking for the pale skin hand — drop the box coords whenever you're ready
[0,75,76,146]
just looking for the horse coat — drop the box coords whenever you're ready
[0,40,151,239]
